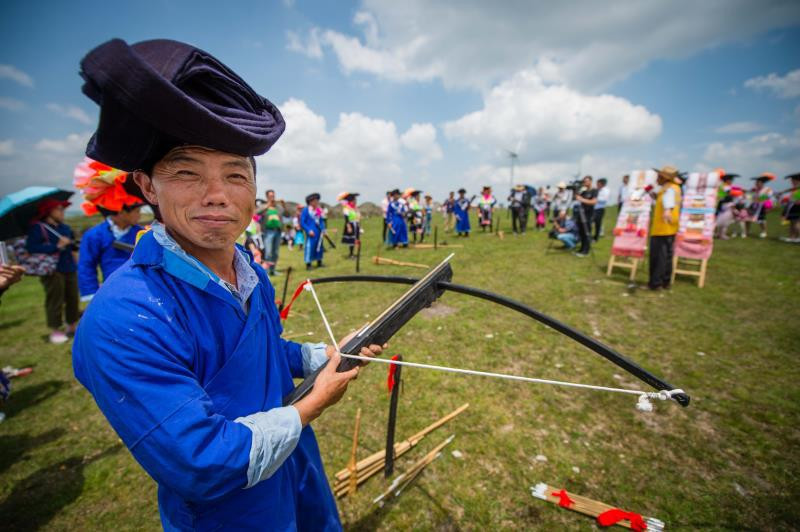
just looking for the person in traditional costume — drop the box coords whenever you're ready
[745,173,775,238]
[74,158,145,302]
[454,188,472,236]
[338,192,361,258]
[404,188,424,243]
[648,166,682,290]
[289,203,303,250]
[26,198,79,344]
[386,188,409,248]
[443,191,456,232]
[71,38,384,531]
[301,193,325,269]
[423,194,434,236]
[477,186,496,232]
[714,171,738,215]
[779,173,800,243]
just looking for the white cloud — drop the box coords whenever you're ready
[289,1,800,91]
[0,64,34,88]
[444,70,661,160]
[714,121,765,134]
[34,132,91,154]
[400,123,442,165]
[744,69,800,99]
[46,103,93,125]
[0,140,14,157]
[256,98,404,201]
[0,97,25,111]
[286,29,324,59]
[702,130,800,177]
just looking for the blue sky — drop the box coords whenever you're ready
[1,0,799,205]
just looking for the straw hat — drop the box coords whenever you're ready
[653,165,680,182]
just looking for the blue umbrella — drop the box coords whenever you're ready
[0,186,74,241]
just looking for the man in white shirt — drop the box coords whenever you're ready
[593,178,611,241]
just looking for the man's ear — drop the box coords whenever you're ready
[133,171,158,206]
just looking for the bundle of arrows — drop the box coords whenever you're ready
[332,403,469,498]
[530,482,664,531]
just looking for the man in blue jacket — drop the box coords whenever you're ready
[77,203,143,301]
[72,38,383,531]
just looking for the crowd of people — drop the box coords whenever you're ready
[0,36,798,530]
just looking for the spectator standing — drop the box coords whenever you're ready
[508,184,530,234]
[259,189,282,276]
[573,176,597,257]
[443,191,456,233]
[26,199,79,343]
[552,182,571,220]
[648,166,682,290]
[593,178,610,240]
[617,174,629,214]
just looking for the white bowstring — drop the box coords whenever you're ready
[302,280,683,408]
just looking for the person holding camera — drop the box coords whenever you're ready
[550,210,579,249]
[572,175,597,257]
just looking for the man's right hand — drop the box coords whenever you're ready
[308,231,315,237]
[293,350,359,426]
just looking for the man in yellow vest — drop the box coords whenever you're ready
[649,165,682,290]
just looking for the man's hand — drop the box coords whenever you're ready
[663,210,673,224]
[56,236,72,249]
[308,231,315,237]
[293,333,387,426]
[293,350,358,426]
[0,265,25,291]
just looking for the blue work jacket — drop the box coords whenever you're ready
[25,221,77,273]
[72,231,340,531]
[77,220,142,298]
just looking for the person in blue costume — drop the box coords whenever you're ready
[385,188,409,248]
[72,38,385,531]
[454,188,472,237]
[77,203,143,302]
[301,193,325,270]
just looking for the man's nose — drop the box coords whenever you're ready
[202,176,228,205]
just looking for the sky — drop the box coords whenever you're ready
[1,0,799,206]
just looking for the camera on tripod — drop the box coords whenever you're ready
[564,179,583,192]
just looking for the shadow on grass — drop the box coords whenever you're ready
[0,317,25,330]
[347,479,462,531]
[0,444,122,531]
[4,380,66,419]
[0,428,65,476]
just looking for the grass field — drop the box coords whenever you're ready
[1,210,799,531]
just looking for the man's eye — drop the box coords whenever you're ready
[228,174,249,181]
[176,170,200,178]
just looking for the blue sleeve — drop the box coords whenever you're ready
[26,224,57,254]
[78,229,102,299]
[72,295,253,504]
[300,209,313,233]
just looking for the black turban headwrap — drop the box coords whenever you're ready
[80,38,285,174]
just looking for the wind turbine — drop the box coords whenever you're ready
[505,138,523,190]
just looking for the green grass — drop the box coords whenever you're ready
[1,210,799,531]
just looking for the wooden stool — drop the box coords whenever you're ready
[606,254,640,281]
[671,255,708,288]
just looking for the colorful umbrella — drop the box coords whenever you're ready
[0,186,74,241]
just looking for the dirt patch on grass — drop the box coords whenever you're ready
[420,303,458,319]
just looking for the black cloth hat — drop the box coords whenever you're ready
[305,193,320,204]
[389,188,401,196]
[784,173,800,180]
[80,38,285,173]
[720,173,739,181]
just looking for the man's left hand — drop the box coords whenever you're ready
[326,328,387,367]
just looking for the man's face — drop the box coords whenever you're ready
[135,146,255,251]
[623,175,629,184]
[598,182,605,189]
[266,190,275,203]
[582,177,592,188]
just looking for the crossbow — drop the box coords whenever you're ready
[282,255,690,409]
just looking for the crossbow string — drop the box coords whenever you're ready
[301,280,685,412]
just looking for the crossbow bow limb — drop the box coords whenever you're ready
[282,257,690,408]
